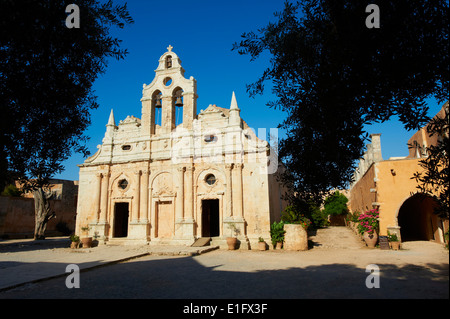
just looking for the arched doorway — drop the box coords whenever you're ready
[397,193,442,242]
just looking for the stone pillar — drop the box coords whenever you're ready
[99,170,110,223]
[185,166,194,221]
[132,170,141,222]
[182,92,197,130]
[95,173,102,222]
[150,189,156,239]
[161,95,174,133]
[233,163,243,218]
[140,169,149,222]
[176,166,185,221]
[141,98,153,136]
[225,163,233,218]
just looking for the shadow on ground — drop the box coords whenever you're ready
[0,253,447,299]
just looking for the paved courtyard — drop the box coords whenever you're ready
[0,227,448,299]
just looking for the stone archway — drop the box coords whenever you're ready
[397,193,442,242]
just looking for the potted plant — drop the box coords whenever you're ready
[270,221,285,249]
[258,237,267,251]
[70,235,80,249]
[357,209,379,248]
[80,225,93,248]
[387,231,401,250]
[226,223,240,250]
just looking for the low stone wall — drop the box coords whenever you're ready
[0,196,76,239]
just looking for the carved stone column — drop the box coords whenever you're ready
[185,166,194,221]
[225,163,233,218]
[233,163,243,218]
[140,169,149,223]
[132,170,141,223]
[99,169,110,223]
[176,166,185,221]
[95,173,102,222]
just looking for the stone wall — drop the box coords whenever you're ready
[0,180,78,239]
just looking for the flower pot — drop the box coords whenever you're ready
[70,241,79,249]
[276,242,283,249]
[258,241,266,251]
[390,241,400,250]
[226,237,237,250]
[81,237,93,248]
[363,231,378,248]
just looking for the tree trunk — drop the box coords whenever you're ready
[33,187,55,240]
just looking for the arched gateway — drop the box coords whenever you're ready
[397,193,444,243]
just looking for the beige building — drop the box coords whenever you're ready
[75,46,287,249]
[349,102,449,244]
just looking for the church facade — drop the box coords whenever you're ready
[75,46,287,249]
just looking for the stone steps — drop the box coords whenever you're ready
[308,226,365,250]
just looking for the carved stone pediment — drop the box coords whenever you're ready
[153,186,175,197]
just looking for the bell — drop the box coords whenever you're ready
[155,97,162,108]
[175,96,183,107]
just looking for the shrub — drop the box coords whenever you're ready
[281,205,312,230]
[347,211,361,223]
[323,191,349,216]
[1,184,22,197]
[270,221,285,246]
[70,234,80,242]
[387,231,399,242]
[357,209,379,234]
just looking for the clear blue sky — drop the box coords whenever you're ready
[54,0,444,181]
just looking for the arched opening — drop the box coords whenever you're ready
[153,91,162,127]
[397,193,442,242]
[165,55,172,69]
[173,88,184,127]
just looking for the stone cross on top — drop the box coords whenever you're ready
[167,45,173,52]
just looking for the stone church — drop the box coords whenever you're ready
[75,46,287,249]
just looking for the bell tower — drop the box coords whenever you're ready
[141,45,198,135]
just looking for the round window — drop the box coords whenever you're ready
[205,174,216,186]
[163,77,173,87]
[118,179,128,190]
[204,135,217,143]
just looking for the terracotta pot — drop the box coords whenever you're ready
[258,241,266,251]
[226,237,237,250]
[363,231,378,248]
[276,242,283,249]
[390,241,401,250]
[70,241,79,249]
[81,237,93,248]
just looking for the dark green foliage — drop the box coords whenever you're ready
[0,0,133,240]
[1,184,22,197]
[270,221,285,246]
[0,0,134,190]
[323,191,349,216]
[412,106,449,219]
[233,0,449,203]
